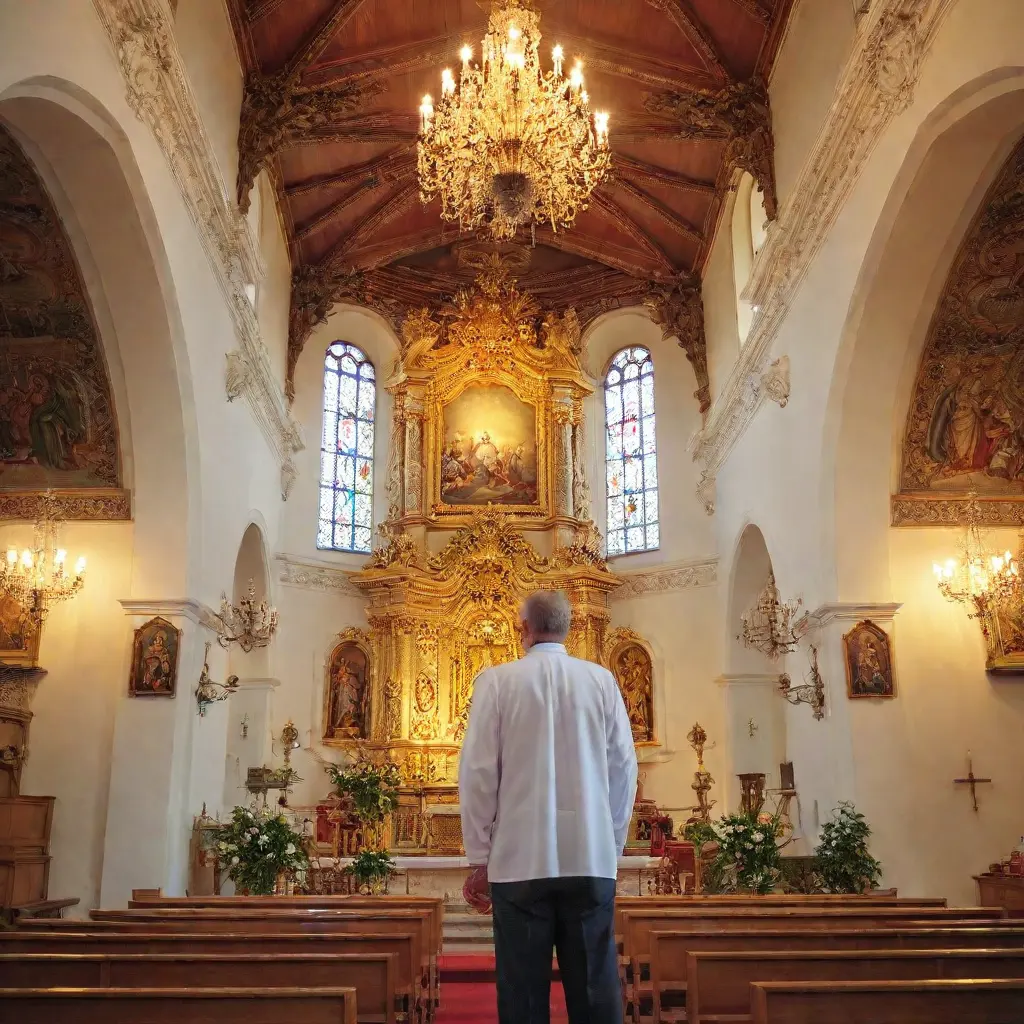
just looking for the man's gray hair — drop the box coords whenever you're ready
[522,590,572,641]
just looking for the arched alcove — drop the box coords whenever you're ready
[0,79,197,908]
[823,71,1024,898]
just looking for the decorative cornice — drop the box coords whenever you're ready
[118,597,220,630]
[0,489,131,522]
[644,275,712,415]
[690,0,955,514]
[610,557,718,601]
[804,602,902,628]
[715,672,780,688]
[92,0,304,496]
[276,553,364,598]
[891,496,1024,527]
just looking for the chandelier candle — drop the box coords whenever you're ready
[417,1,611,239]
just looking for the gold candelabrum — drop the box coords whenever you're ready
[417,1,610,239]
[215,578,278,653]
[686,722,715,823]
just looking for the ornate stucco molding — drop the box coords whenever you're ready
[276,553,364,598]
[0,489,131,522]
[691,0,955,514]
[891,496,1024,527]
[610,557,718,601]
[805,602,902,629]
[91,0,305,496]
[118,597,220,631]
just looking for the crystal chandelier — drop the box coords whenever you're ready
[739,571,802,661]
[932,506,1021,617]
[0,515,86,629]
[214,578,278,653]
[417,1,611,240]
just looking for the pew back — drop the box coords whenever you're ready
[0,953,395,1024]
[749,978,1024,1024]
[0,986,359,1024]
[688,948,1024,1022]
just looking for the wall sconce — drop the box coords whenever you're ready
[778,645,825,720]
[214,578,278,652]
[196,641,239,716]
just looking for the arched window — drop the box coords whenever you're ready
[605,347,659,556]
[318,342,376,554]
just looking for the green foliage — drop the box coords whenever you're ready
[710,811,785,894]
[814,802,881,894]
[217,804,310,896]
[327,760,403,824]
[346,849,397,888]
[681,819,717,849]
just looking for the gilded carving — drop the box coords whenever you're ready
[323,629,373,742]
[604,629,656,745]
[382,677,402,740]
[411,673,440,740]
[896,137,1024,524]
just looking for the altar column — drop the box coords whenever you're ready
[100,600,229,907]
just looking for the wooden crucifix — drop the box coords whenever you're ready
[953,752,992,812]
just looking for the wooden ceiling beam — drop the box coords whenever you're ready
[590,191,676,274]
[611,177,704,245]
[325,181,422,266]
[295,114,418,145]
[282,0,372,80]
[294,178,385,243]
[285,150,416,198]
[614,154,716,198]
[545,26,719,92]
[301,34,458,88]
[646,0,732,81]
[246,0,286,22]
[348,226,465,268]
[728,0,773,24]
[527,229,672,279]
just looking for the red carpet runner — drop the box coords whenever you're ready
[437,955,569,1023]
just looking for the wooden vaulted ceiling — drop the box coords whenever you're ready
[227,0,793,401]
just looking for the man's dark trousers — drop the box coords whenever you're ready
[490,876,622,1024]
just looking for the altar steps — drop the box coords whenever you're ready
[442,901,494,952]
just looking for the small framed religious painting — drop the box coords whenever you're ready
[129,616,181,697]
[842,619,896,700]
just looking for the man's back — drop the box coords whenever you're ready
[459,642,638,884]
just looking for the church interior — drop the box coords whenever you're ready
[2,0,1024,1019]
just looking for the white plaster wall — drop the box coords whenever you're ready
[0,1,289,908]
[709,0,1024,899]
[584,312,715,567]
[703,199,743,409]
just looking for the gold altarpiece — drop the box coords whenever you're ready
[320,253,656,855]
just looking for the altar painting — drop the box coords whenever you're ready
[897,136,1024,519]
[441,385,538,506]
[325,637,370,740]
[0,592,40,668]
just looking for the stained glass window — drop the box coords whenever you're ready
[605,346,659,556]
[318,342,376,554]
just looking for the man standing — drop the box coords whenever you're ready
[459,590,639,1024]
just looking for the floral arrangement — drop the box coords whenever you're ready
[327,760,402,824]
[814,802,881,893]
[346,849,397,894]
[217,804,310,896]
[710,811,785,894]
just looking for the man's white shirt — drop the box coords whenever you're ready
[458,642,639,883]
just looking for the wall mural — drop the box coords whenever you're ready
[896,136,1024,524]
[441,384,539,506]
[0,124,124,517]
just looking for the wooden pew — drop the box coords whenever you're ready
[0,952,396,1024]
[0,986,358,1023]
[688,948,1024,1024]
[649,925,1024,1021]
[0,931,417,1022]
[29,907,434,1009]
[749,978,1024,1023]
[123,895,444,1008]
[620,906,1007,1023]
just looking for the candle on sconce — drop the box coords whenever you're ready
[419,94,434,132]
[460,44,472,69]
[569,62,584,92]
[552,44,564,77]
[441,69,455,96]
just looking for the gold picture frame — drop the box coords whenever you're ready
[843,619,897,700]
